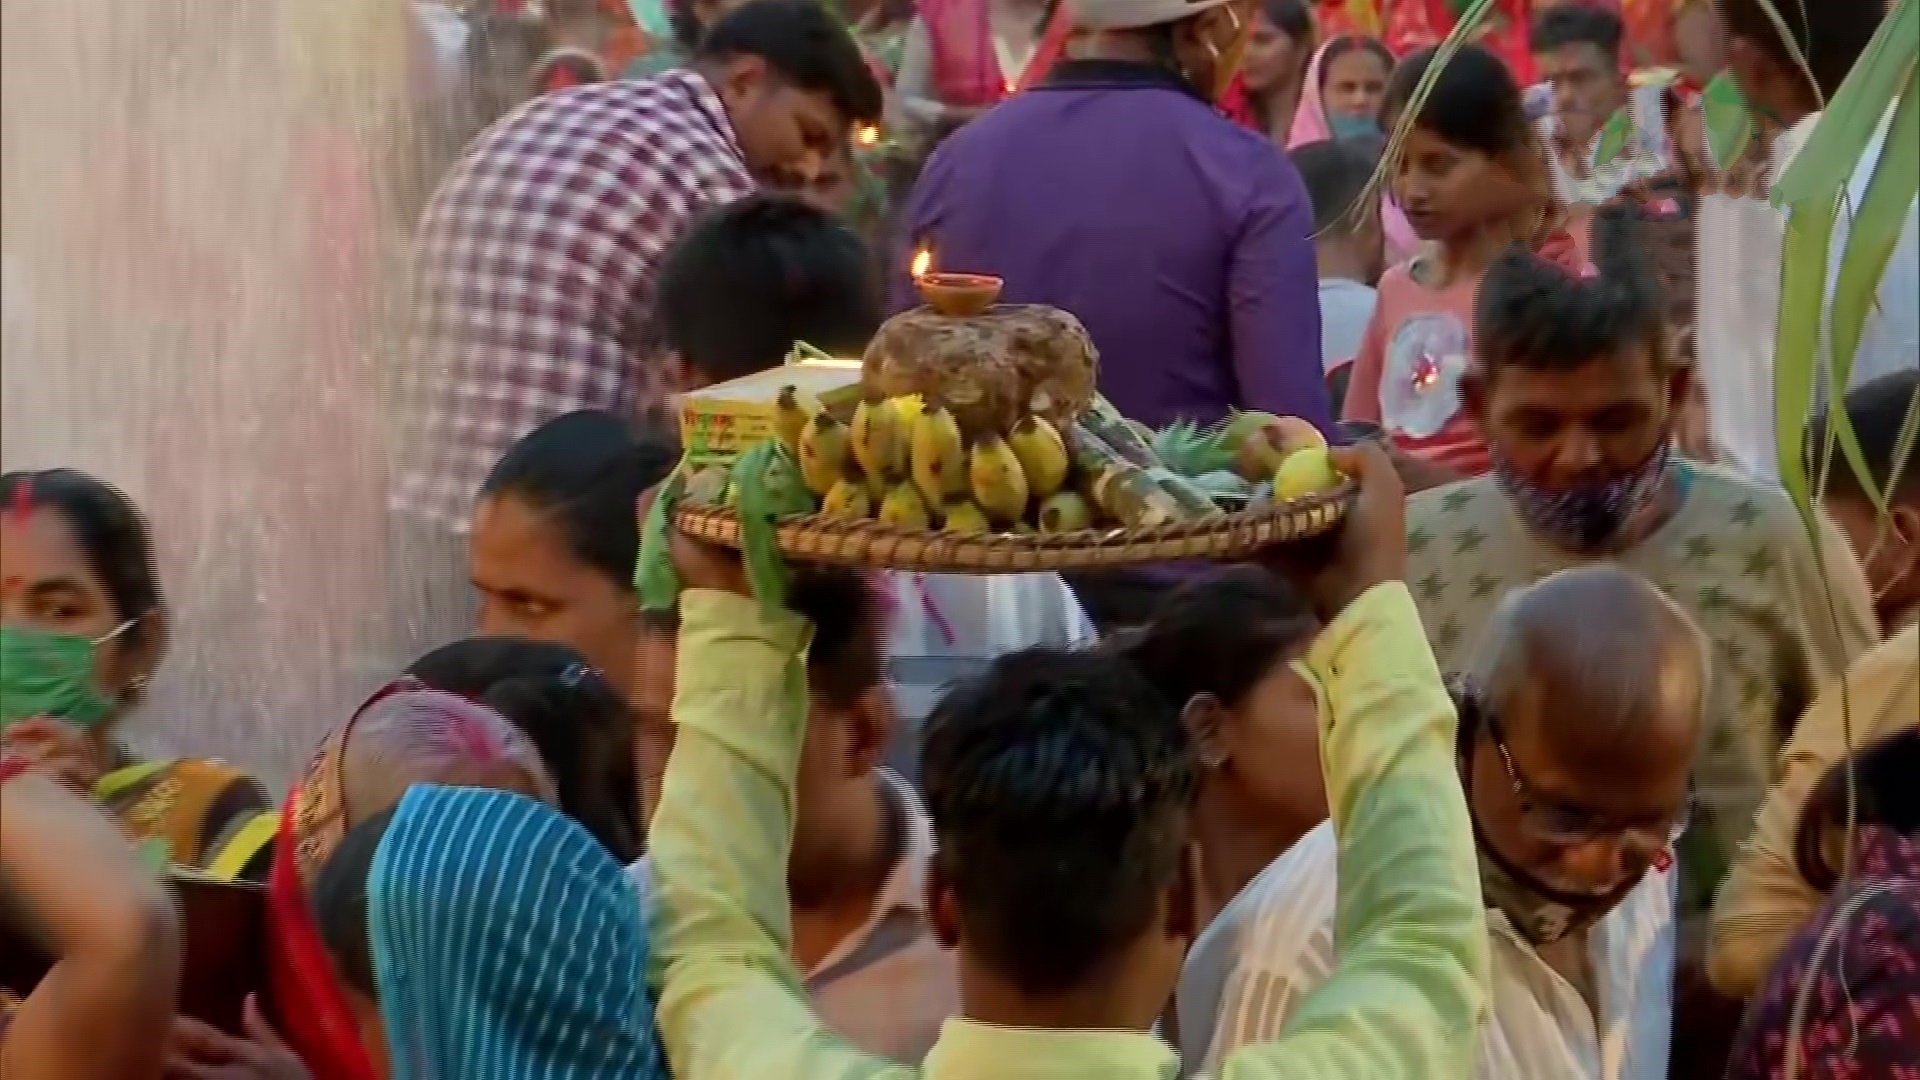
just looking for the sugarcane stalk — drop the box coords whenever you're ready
[1077,403,1223,517]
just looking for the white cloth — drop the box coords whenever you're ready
[1537,80,1674,208]
[1696,109,1920,483]
[883,572,1095,781]
[1318,278,1378,373]
[1188,821,1676,1080]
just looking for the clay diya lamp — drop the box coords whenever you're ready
[916,272,1003,317]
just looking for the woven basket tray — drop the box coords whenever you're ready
[672,483,1354,574]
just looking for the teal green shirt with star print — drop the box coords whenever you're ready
[1404,463,1879,918]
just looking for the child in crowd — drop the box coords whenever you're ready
[655,193,881,389]
[1292,139,1386,412]
[1341,45,1575,477]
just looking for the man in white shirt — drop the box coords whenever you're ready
[1188,566,1704,1080]
[1694,0,1914,482]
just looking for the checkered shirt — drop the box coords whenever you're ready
[392,70,754,531]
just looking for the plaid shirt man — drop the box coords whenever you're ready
[393,70,753,531]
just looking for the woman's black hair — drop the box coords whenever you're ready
[407,637,643,863]
[1115,566,1317,711]
[313,806,398,1001]
[1317,34,1394,92]
[1476,203,1672,377]
[1383,44,1531,160]
[1717,0,1883,106]
[0,469,163,653]
[1794,728,1920,892]
[1263,0,1314,41]
[477,411,677,589]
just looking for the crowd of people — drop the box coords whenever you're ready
[3,0,1917,1075]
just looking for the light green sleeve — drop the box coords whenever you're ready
[649,589,915,1080]
[1218,583,1489,1080]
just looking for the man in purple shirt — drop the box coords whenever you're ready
[893,0,1332,629]
[891,0,1332,436]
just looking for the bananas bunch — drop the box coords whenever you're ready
[684,384,1332,538]
[763,388,1094,534]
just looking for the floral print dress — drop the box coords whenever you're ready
[1728,827,1920,1080]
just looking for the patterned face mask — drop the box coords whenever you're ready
[0,620,134,731]
[1493,438,1675,552]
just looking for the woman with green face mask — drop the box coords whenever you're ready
[0,469,276,882]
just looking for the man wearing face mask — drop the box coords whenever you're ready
[1403,204,1877,928]
[1204,565,1701,1080]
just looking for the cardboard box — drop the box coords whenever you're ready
[676,349,863,465]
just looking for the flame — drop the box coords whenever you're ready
[910,246,932,279]
[855,123,880,147]
[1004,77,1016,95]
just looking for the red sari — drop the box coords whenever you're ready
[1385,0,1535,85]
[265,789,379,1080]
[924,0,1073,106]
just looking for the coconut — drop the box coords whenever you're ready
[861,303,1099,439]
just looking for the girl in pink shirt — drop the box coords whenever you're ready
[1343,45,1588,477]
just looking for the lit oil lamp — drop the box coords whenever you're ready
[913,252,1002,318]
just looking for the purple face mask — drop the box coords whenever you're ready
[1493,438,1675,551]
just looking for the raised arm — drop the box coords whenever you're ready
[645,526,911,1080]
[1230,153,1335,435]
[1,768,183,1080]
[1223,443,1488,1080]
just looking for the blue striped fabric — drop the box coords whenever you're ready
[367,785,669,1080]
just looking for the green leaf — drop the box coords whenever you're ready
[1774,190,1838,528]
[137,837,171,876]
[1822,66,1920,516]
[1702,72,1754,172]
[732,440,811,616]
[636,467,686,612]
[1772,0,1918,208]
[1592,107,1634,168]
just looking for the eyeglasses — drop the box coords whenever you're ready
[1479,697,1693,854]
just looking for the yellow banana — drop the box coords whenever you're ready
[878,481,931,530]
[969,433,1031,524]
[910,406,967,508]
[940,499,991,534]
[851,399,906,483]
[772,385,820,459]
[1037,491,1094,532]
[798,412,852,496]
[820,477,874,520]
[1007,415,1069,498]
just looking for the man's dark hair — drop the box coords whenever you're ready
[698,0,884,125]
[1119,566,1316,711]
[1476,203,1673,376]
[920,648,1195,997]
[1716,0,1883,104]
[789,569,886,707]
[1292,139,1381,238]
[657,194,881,384]
[1384,45,1532,161]
[1810,369,1920,504]
[479,411,678,588]
[1529,2,1625,60]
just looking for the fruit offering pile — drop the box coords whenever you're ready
[677,392,1341,536]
